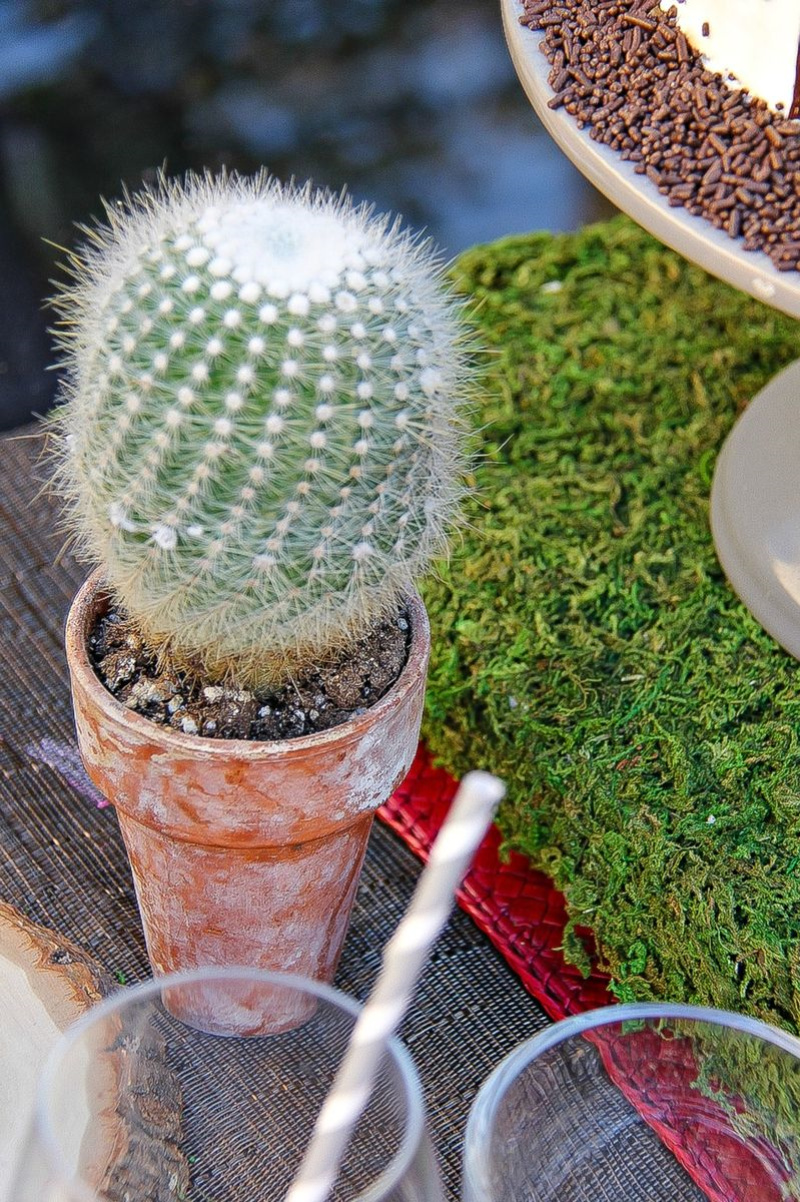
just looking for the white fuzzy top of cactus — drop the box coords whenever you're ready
[196,201,370,292]
[53,174,470,683]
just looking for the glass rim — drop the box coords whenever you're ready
[33,966,428,1202]
[463,1000,800,1199]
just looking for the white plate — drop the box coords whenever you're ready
[500,0,800,320]
[0,903,187,1201]
[0,904,104,1201]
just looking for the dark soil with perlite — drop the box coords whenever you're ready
[90,607,410,741]
[522,0,800,273]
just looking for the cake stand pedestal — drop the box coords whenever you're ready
[710,360,800,658]
[502,0,800,657]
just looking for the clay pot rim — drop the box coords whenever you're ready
[66,568,431,761]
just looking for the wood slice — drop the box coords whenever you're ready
[0,902,188,1201]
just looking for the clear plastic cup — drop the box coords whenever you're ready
[463,1002,800,1202]
[10,967,443,1202]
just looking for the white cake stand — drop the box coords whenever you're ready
[502,0,800,659]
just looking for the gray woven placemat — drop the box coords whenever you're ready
[0,428,704,1199]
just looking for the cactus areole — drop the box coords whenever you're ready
[54,173,470,687]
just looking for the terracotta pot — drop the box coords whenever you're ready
[65,570,430,1029]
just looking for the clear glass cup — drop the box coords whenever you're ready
[10,967,443,1202]
[463,1002,800,1202]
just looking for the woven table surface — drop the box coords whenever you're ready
[0,427,703,1199]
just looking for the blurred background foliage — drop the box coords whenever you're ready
[0,0,609,428]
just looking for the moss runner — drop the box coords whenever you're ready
[423,215,800,1030]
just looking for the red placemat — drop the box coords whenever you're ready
[379,747,791,1202]
[378,745,612,1022]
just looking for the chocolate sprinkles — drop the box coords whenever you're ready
[521,0,800,274]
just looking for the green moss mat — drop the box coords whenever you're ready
[423,215,800,1029]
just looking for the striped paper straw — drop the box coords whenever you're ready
[285,770,505,1202]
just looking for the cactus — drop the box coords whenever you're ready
[52,173,471,685]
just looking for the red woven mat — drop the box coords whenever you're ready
[378,746,612,1021]
[379,747,789,1202]
[591,1026,790,1202]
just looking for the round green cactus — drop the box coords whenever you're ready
[52,173,471,684]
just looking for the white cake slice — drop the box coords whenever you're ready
[661,0,800,115]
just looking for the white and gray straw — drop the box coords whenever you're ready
[285,769,505,1202]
